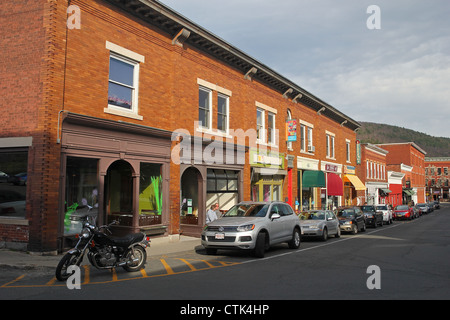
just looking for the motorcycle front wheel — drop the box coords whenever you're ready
[123,246,147,272]
[55,252,81,281]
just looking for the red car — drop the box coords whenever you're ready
[394,205,414,220]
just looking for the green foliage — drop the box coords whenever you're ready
[357,122,450,157]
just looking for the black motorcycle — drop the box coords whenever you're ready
[56,219,150,281]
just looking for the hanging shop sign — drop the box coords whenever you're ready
[286,119,297,142]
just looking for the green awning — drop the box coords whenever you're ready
[301,170,326,188]
[403,189,413,196]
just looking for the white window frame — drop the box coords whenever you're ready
[346,139,351,163]
[256,108,265,144]
[268,112,276,146]
[198,86,212,130]
[307,127,313,152]
[104,41,144,120]
[217,93,229,134]
[300,124,306,151]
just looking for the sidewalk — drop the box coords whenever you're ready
[0,235,202,270]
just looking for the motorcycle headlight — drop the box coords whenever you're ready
[81,227,91,239]
[237,224,255,232]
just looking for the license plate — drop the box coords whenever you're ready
[215,233,225,240]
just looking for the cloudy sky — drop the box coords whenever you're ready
[160,0,450,138]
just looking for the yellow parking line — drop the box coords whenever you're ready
[160,259,174,274]
[140,268,148,278]
[46,277,57,286]
[1,274,25,287]
[201,260,217,268]
[178,258,197,271]
[83,265,90,284]
[111,268,118,281]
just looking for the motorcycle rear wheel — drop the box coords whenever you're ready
[123,246,147,272]
[55,252,81,281]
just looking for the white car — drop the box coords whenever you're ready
[299,210,340,241]
[375,205,393,225]
[201,201,301,258]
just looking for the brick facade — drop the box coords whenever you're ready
[1,0,361,251]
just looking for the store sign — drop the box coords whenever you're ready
[356,140,361,165]
[250,149,284,169]
[286,119,297,142]
[344,165,356,174]
[325,164,338,172]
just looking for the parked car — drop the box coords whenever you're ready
[394,205,414,220]
[358,205,383,227]
[336,207,366,234]
[433,201,440,209]
[0,190,26,216]
[426,202,434,212]
[201,201,301,258]
[299,210,340,241]
[9,172,27,186]
[416,203,429,214]
[375,204,393,225]
[0,171,9,183]
[413,205,422,217]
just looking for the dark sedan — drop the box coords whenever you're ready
[357,205,383,228]
[336,207,366,234]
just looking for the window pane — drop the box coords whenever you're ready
[109,57,134,86]
[217,95,227,131]
[65,157,98,235]
[0,151,28,218]
[199,88,210,127]
[108,82,133,109]
[139,163,163,226]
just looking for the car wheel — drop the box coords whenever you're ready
[335,227,341,238]
[321,227,328,241]
[253,232,266,258]
[288,228,301,249]
[352,224,358,235]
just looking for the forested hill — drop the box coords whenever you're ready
[356,122,450,157]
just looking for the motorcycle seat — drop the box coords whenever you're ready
[110,232,145,247]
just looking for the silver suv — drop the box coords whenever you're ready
[201,201,301,258]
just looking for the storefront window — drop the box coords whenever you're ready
[139,163,163,226]
[65,157,99,235]
[207,169,239,212]
[0,150,28,218]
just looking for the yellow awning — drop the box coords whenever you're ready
[344,174,366,191]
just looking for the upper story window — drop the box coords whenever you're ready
[268,112,276,145]
[346,139,351,163]
[198,87,212,129]
[104,41,144,120]
[326,131,335,159]
[108,54,138,111]
[217,94,229,133]
[256,108,265,143]
[197,78,231,136]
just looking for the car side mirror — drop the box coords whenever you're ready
[271,213,281,220]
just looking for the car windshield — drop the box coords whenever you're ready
[300,211,326,220]
[223,204,269,217]
[360,206,375,212]
[376,205,387,210]
[396,205,409,210]
[337,209,355,217]
[417,203,427,207]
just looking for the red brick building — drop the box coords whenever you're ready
[425,157,450,202]
[378,142,427,204]
[355,143,389,205]
[0,0,360,252]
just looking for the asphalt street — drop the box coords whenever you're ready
[1,203,449,302]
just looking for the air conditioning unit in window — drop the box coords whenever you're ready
[308,145,315,153]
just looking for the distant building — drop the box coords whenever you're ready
[425,157,450,202]
[377,142,427,204]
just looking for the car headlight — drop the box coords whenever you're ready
[343,221,352,225]
[237,224,255,232]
